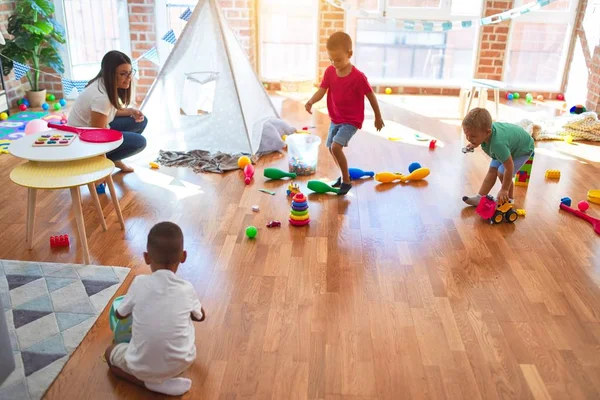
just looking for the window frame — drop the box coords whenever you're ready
[257,0,320,82]
[53,0,132,83]
[346,0,482,87]
[503,0,580,92]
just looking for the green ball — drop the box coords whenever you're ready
[525,93,533,100]
[48,94,56,101]
[513,92,520,99]
[245,225,257,238]
[16,99,23,105]
[53,103,61,110]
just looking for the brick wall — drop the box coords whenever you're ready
[128,0,158,105]
[220,0,256,67]
[317,0,345,80]
[475,0,514,81]
[590,46,600,111]
[0,0,28,107]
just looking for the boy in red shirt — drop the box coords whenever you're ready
[305,31,384,195]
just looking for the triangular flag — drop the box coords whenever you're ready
[132,59,139,78]
[13,61,30,80]
[142,47,160,66]
[162,29,177,45]
[180,7,192,21]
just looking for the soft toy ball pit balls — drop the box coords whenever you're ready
[42,103,49,111]
[53,103,61,111]
[408,162,422,173]
[59,99,67,107]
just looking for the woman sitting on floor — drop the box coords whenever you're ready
[68,50,147,172]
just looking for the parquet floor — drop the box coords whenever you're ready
[1,95,600,399]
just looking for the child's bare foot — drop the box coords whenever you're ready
[115,161,134,173]
[462,194,482,206]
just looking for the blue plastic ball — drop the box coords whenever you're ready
[408,162,422,173]
[59,99,67,106]
[507,93,514,100]
[22,99,30,107]
[42,103,49,110]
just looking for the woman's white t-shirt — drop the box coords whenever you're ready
[67,79,117,128]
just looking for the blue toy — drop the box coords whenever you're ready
[96,183,106,194]
[109,295,132,343]
[349,167,374,180]
[59,99,67,107]
[560,197,572,207]
[42,103,49,111]
[22,99,30,107]
[408,162,422,173]
[507,93,514,100]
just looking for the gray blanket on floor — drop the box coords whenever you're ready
[156,149,262,173]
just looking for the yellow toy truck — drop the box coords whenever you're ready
[476,195,519,224]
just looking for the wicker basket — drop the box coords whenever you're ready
[279,78,314,92]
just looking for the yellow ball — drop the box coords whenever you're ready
[238,155,251,169]
[0,112,7,120]
[564,135,573,144]
[562,102,567,109]
[282,135,287,142]
[385,87,392,95]
[149,161,159,169]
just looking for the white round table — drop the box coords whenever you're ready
[8,128,123,162]
[7,128,125,264]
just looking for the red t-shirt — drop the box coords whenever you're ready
[320,65,373,129]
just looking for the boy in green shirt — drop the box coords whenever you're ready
[462,108,534,205]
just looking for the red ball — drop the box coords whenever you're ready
[578,200,589,212]
[557,93,565,101]
[19,104,27,111]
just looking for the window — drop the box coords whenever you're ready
[351,0,482,86]
[54,0,131,82]
[155,0,199,67]
[258,0,318,82]
[504,0,579,90]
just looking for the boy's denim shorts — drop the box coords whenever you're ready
[490,151,533,177]
[326,123,359,148]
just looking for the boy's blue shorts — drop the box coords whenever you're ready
[326,123,358,148]
[490,151,533,176]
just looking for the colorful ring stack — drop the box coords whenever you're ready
[289,193,310,226]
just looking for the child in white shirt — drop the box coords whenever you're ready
[104,222,205,396]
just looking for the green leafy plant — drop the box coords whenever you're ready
[0,0,66,91]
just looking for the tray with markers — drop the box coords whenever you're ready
[32,133,77,147]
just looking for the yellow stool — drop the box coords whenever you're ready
[10,156,125,264]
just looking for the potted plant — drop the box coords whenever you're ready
[0,0,66,107]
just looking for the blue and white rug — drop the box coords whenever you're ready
[0,260,130,400]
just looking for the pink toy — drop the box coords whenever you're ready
[47,123,122,143]
[50,234,70,247]
[19,104,27,111]
[244,164,255,184]
[24,119,49,135]
[560,202,600,235]
[476,195,496,219]
[578,200,590,212]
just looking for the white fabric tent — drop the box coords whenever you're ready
[141,0,293,155]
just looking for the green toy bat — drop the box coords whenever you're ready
[264,168,297,180]
[307,180,340,194]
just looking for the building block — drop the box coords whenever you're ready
[560,197,572,207]
[514,152,535,187]
[96,183,105,194]
[50,235,69,248]
[516,209,526,216]
[545,169,560,179]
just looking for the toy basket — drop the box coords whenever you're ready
[109,295,132,344]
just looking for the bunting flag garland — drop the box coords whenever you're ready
[141,47,160,66]
[61,78,89,95]
[13,61,30,80]
[132,59,139,78]
[180,7,192,21]
[162,29,177,44]
[326,0,558,32]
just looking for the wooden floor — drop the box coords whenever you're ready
[2,95,600,399]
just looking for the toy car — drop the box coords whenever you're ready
[266,220,281,228]
[476,195,518,224]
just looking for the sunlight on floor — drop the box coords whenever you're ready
[362,119,444,148]
[533,147,581,162]
[546,142,600,164]
[134,167,204,200]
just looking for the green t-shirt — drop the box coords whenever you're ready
[481,122,534,163]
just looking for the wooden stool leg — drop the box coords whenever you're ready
[494,88,500,119]
[26,188,37,249]
[70,187,90,264]
[466,86,476,115]
[105,175,125,230]
[88,183,107,232]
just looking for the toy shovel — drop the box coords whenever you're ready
[559,203,600,235]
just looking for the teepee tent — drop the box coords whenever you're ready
[141,0,292,156]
